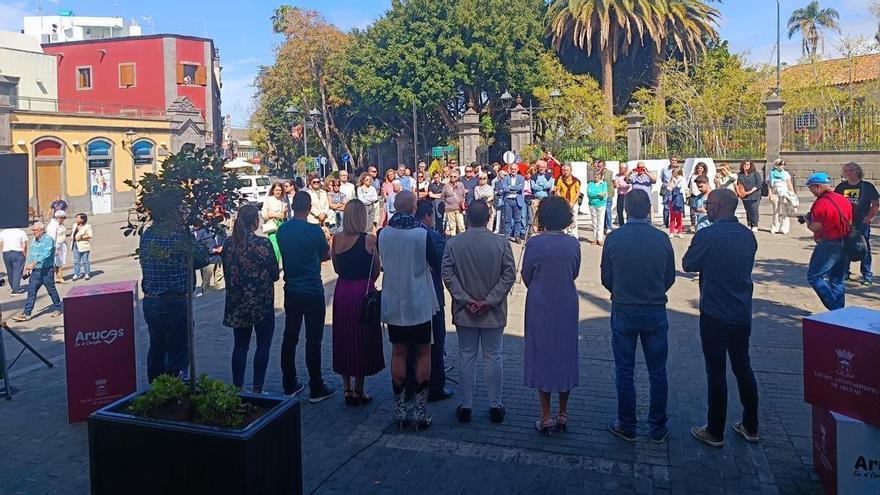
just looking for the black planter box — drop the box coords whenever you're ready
[88,392,302,495]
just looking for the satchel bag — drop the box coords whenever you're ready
[760,166,770,197]
[261,219,278,235]
[825,195,867,263]
[735,182,746,199]
[359,248,382,325]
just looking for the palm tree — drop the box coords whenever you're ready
[787,1,840,57]
[652,0,720,80]
[547,0,666,116]
[271,5,294,35]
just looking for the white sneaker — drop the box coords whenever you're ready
[669,233,674,238]
[676,234,683,238]
[751,227,758,233]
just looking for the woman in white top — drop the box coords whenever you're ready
[306,173,332,226]
[71,213,94,281]
[261,181,287,261]
[769,159,796,235]
[357,173,379,228]
[474,172,496,227]
[46,210,68,283]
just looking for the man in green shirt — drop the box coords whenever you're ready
[276,191,335,402]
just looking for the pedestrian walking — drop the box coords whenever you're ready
[46,211,67,283]
[378,191,441,430]
[835,161,878,286]
[769,159,797,235]
[221,204,279,394]
[49,194,68,217]
[1,227,28,295]
[276,191,336,402]
[802,172,854,310]
[683,188,760,447]
[666,169,685,238]
[442,200,516,424]
[601,189,675,443]
[522,196,581,434]
[442,170,467,237]
[586,171,608,245]
[736,160,762,232]
[70,213,93,281]
[135,204,211,382]
[331,200,385,406]
[12,222,64,321]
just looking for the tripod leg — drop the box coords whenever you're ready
[1,325,54,369]
[0,326,11,400]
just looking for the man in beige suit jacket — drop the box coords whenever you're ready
[441,200,516,424]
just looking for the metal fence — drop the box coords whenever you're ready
[540,138,628,163]
[641,120,765,160]
[11,96,167,118]
[783,106,880,152]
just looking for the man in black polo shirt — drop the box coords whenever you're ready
[835,161,878,286]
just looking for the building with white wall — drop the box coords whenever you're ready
[0,31,58,112]
[23,14,142,44]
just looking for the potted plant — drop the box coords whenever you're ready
[88,149,302,495]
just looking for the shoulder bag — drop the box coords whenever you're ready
[760,167,770,198]
[824,194,867,263]
[261,219,278,235]
[359,245,382,325]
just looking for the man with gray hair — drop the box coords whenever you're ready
[13,222,64,321]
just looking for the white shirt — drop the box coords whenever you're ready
[307,188,330,225]
[770,169,792,195]
[339,182,356,202]
[46,220,67,246]
[0,229,28,252]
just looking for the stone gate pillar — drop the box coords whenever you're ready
[625,110,645,162]
[394,135,413,168]
[457,103,480,166]
[509,97,532,157]
[763,94,786,162]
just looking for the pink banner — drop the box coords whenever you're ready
[63,281,138,423]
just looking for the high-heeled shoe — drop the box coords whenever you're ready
[555,413,568,432]
[535,417,556,435]
[343,389,355,406]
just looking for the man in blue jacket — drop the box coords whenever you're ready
[496,165,525,243]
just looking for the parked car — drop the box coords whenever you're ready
[236,175,271,207]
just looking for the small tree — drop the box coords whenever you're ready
[123,148,243,392]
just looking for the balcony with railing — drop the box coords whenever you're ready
[10,95,168,118]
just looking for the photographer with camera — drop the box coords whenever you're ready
[800,172,854,310]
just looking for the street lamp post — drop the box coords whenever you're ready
[500,89,563,143]
[776,0,781,96]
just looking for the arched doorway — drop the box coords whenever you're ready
[33,138,65,220]
[132,139,156,182]
[87,139,114,214]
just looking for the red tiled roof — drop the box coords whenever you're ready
[782,53,880,88]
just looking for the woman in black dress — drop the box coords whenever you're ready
[331,199,385,405]
[737,160,763,232]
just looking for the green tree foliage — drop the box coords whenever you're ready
[341,0,547,141]
[787,1,840,58]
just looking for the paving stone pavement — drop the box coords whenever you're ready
[0,206,877,494]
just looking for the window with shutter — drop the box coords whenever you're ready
[179,63,198,85]
[195,65,207,86]
[119,63,135,87]
[76,66,92,90]
[176,63,184,84]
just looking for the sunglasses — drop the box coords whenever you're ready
[311,180,320,184]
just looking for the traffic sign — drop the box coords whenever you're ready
[342,153,351,162]
[503,151,517,165]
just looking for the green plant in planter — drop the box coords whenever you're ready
[123,148,244,394]
[129,375,250,428]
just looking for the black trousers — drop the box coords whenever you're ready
[3,251,25,293]
[743,199,761,228]
[699,312,759,439]
[281,291,326,393]
[616,194,627,226]
[406,309,447,392]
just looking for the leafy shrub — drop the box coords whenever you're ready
[128,375,250,429]
[129,374,189,417]
[193,375,246,428]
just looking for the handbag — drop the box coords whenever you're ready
[359,247,382,325]
[824,195,867,263]
[261,219,278,235]
[760,166,770,197]
[735,182,746,199]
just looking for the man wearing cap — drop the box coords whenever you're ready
[802,172,853,310]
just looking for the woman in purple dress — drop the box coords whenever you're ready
[331,199,385,405]
[522,195,581,434]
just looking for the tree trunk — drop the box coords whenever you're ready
[187,253,195,395]
[652,45,669,151]
[601,41,615,117]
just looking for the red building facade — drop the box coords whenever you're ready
[42,34,221,149]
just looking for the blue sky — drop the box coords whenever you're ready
[0,0,876,127]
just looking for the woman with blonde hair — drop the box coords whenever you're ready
[331,199,385,405]
[357,173,379,229]
[714,164,737,191]
[261,181,288,260]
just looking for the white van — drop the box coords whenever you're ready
[236,175,272,207]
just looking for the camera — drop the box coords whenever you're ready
[0,278,5,287]
[797,213,812,225]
